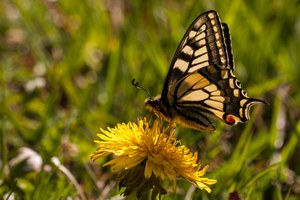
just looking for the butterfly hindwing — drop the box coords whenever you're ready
[174,65,260,129]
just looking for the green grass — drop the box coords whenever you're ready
[1,0,300,199]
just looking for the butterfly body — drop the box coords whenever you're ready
[145,10,264,131]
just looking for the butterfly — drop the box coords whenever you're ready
[144,10,264,131]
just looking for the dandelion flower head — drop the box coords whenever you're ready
[91,119,216,197]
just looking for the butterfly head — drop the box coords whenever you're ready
[145,96,171,122]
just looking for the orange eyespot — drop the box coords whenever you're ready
[225,114,236,125]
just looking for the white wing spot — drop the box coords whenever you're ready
[208,13,216,19]
[220,57,226,64]
[204,84,218,92]
[189,30,197,38]
[174,59,189,72]
[211,90,221,96]
[211,19,216,25]
[182,45,193,56]
[204,100,224,110]
[219,48,224,55]
[240,99,247,106]
[188,61,209,72]
[192,54,208,65]
[195,38,206,47]
[229,78,235,88]
[195,32,206,42]
[199,24,206,32]
[180,90,209,101]
[207,108,224,119]
[239,109,244,118]
[194,46,207,57]
[233,89,240,97]
[210,96,225,102]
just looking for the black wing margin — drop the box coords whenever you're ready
[221,23,234,70]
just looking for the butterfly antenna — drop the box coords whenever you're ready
[132,78,152,99]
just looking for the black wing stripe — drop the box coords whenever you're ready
[178,101,224,115]
[178,53,194,62]
[176,103,225,124]
[222,23,234,70]
[175,106,214,128]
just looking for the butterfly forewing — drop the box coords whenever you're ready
[145,10,264,131]
[163,11,232,98]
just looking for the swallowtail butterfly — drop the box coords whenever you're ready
[145,10,264,131]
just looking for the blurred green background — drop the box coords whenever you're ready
[1,0,300,199]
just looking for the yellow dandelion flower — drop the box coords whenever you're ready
[91,119,216,198]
